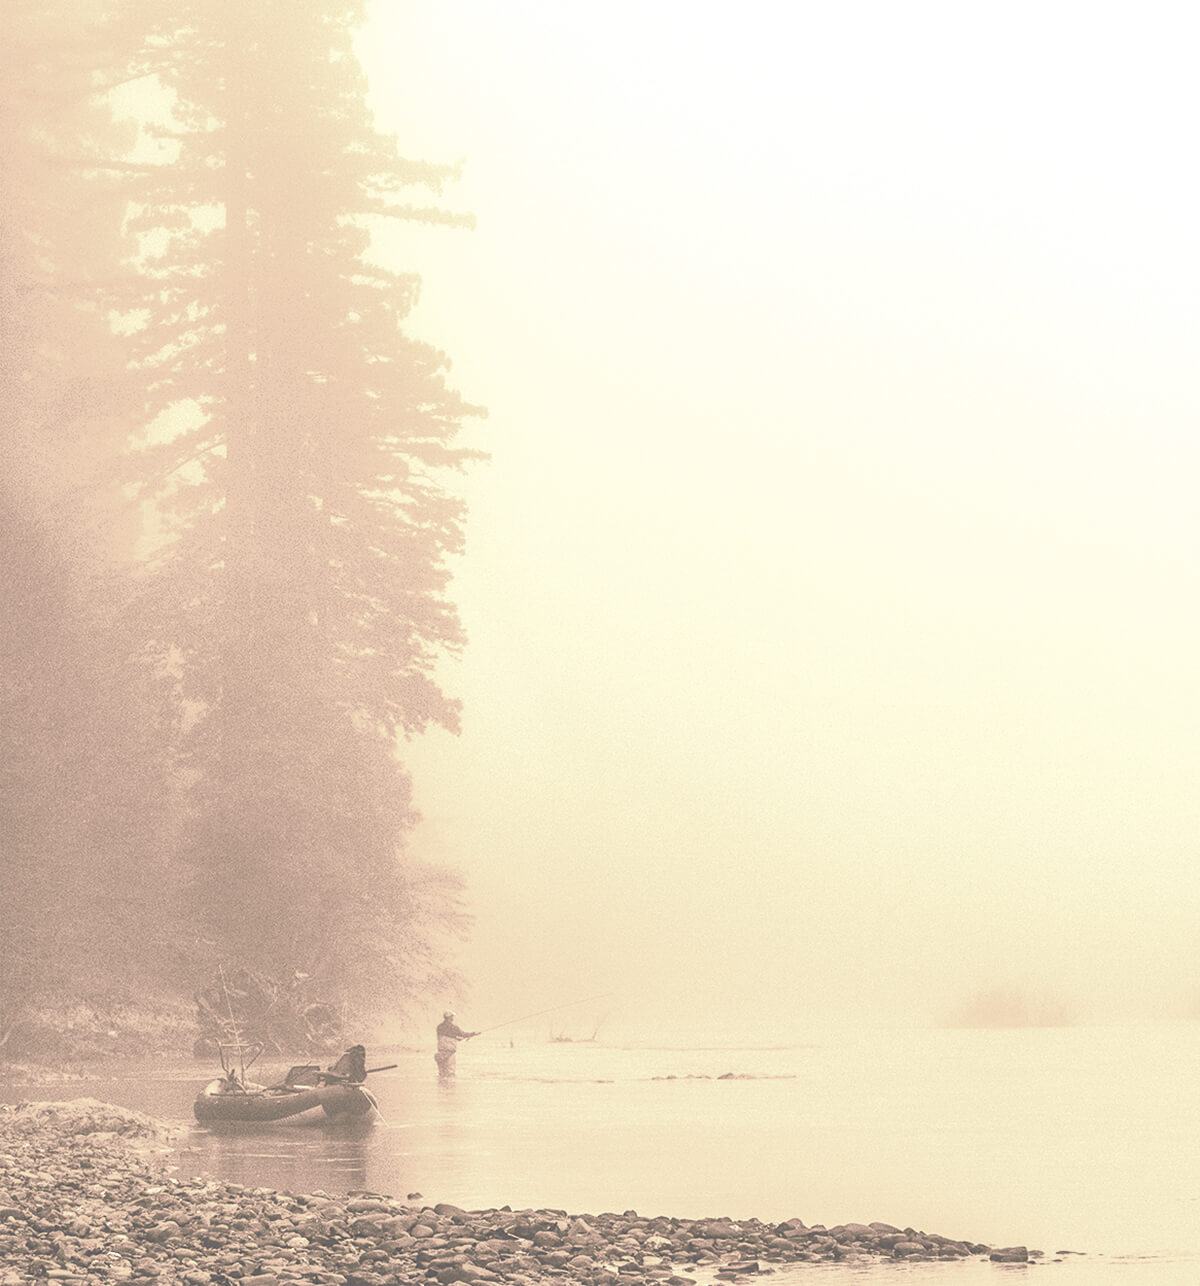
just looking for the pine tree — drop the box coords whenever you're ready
[127,0,480,1023]
[0,0,177,1052]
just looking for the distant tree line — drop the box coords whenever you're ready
[1,0,481,1056]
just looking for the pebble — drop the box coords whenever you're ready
[0,1099,1040,1283]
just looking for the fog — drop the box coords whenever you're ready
[358,1,1200,1034]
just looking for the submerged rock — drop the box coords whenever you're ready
[990,1245,1030,1262]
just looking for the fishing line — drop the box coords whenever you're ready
[476,991,617,1035]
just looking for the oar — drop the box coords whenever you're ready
[475,991,617,1036]
[322,1062,398,1084]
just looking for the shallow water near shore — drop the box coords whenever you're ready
[4,1022,1199,1281]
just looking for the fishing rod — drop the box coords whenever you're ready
[475,991,617,1036]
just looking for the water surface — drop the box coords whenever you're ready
[4,1023,1198,1282]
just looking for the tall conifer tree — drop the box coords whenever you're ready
[0,0,175,1050]
[130,0,479,1017]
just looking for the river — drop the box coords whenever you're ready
[4,1021,1198,1282]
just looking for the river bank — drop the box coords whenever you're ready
[0,1099,1034,1283]
[0,992,199,1068]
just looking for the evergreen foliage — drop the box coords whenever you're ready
[0,0,177,1051]
[1,0,480,1051]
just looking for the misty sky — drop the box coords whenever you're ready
[355,1,1200,1034]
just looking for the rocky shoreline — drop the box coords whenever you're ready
[0,1100,1038,1283]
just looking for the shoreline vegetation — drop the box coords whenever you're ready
[0,1100,1040,1284]
[0,995,201,1070]
[0,993,412,1076]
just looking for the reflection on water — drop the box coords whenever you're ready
[162,1056,492,1202]
[6,1028,1200,1283]
[182,1119,375,1193]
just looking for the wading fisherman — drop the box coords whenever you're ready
[435,1011,478,1078]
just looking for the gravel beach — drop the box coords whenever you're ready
[0,1100,1035,1283]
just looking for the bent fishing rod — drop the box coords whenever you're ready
[474,991,616,1036]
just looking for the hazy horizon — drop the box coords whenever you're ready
[19,2,1192,1039]
[356,1,1200,1035]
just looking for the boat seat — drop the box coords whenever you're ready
[282,1064,321,1087]
[327,1044,368,1083]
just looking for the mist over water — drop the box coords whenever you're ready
[7,6,1200,1283]
[367,0,1200,1041]
[9,1022,1200,1283]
